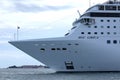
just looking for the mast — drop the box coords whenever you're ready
[77,10,81,17]
[17,26,20,40]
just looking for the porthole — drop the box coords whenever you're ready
[107,26,110,28]
[113,20,116,22]
[101,32,103,35]
[62,48,67,50]
[40,48,45,51]
[81,32,84,34]
[94,26,97,28]
[107,32,110,35]
[107,40,111,44]
[101,20,104,22]
[113,32,117,35]
[113,40,117,44]
[94,32,97,35]
[114,26,116,28]
[88,32,91,34]
[107,20,110,22]
[57,48,61,50]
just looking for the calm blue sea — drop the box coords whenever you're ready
[0,68,120,80]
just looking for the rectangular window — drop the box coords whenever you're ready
[107,40,111,44]
[57,48,61,50]
[99,5,104,10]
[62,48,67,50]
[51,48,56,50]
[90,12,120,17]
[118,6,120,10]
[105,6,116,10]
[40,48,45,51]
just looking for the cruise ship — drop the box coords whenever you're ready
[9,0,120,72]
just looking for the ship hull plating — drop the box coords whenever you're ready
[9,0,120,72]
[9,37,120,72]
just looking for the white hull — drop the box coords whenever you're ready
[9,37,120,72]
[9,0,120,72]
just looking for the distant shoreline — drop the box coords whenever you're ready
[8,65,49,69]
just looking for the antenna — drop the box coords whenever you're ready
[17,26,20,40]
[77,10,81,17]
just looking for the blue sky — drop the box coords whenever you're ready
[0,0,107,68]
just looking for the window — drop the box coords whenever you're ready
[94,26,97,28]
[40,48,45,51]
[51,48,56,50]
[113,40,117,44]
[57,48,61,50]
[90,12,120,17]
[99,5,104,10]
[108,1,114,4]
[81,32,84,34]
[107,40,111,44]
[118,6,120,10]
[113,32,117,35]
[62,48,67,50]
[101,32,104,35]
[107,26,110,28]
[113,20,116,22]
[107,20,110,22]
[94,32,97,35]
[101,20,104,22]
[114,26,116,28]
[88,32,91,34]
[107,32,110,35]
[51,48,67,51]
[80,18,95,25]
[105,6,116,10]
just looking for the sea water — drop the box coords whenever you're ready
[0,68,120,80]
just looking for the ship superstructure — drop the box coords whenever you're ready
[9,0,120,72]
